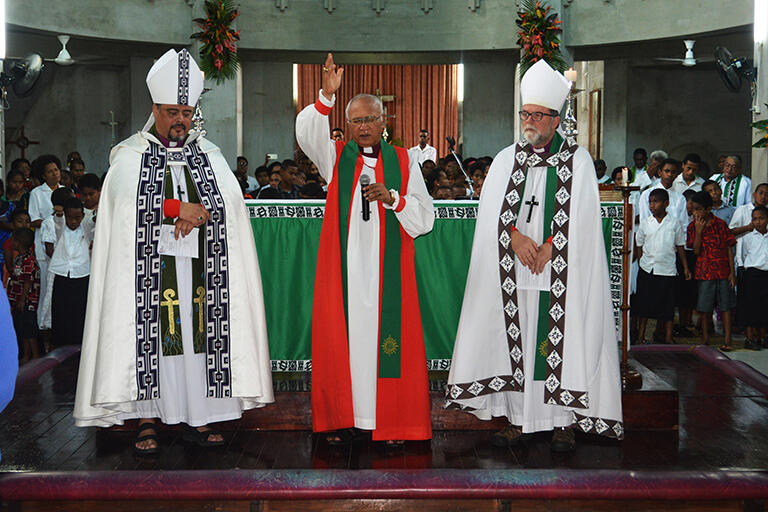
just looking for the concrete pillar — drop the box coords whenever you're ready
[191,0,239,167]
[751,0,768,189]
[602,59,629,170]
[463,60,517,158]
[129,57,154,132]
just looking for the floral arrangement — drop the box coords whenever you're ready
[516,0,567,78]
[752,105,768,147]
[191,0,241,84]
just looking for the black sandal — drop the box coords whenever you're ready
[134,421,159,455]
[326,428,365,446]
[182,424,225,447]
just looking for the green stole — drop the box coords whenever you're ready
[156,152,207,356]
[336,139,402,378]
[518,132,563,381]
[722,174,743,207]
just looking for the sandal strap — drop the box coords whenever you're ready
[137,421,158,431]
[135,433,158,443]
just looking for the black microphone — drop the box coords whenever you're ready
[446,136,456,150]
[360,174,371,222]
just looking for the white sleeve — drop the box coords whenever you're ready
[383,153,434,239]
[295,90,338,183]
[28,189,43,222]
[729,206,747,229]
[675,195,688,222]
[637,190,651,221]
[40,218,56,244]
[675,220,686,246]
[427,146,437,163]
[636,221,646,247]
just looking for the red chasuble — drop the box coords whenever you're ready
[311,139,432,441]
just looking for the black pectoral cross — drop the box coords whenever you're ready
[177,184,185,200]
[525,195,539,223]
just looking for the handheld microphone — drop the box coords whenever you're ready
[446,136,456,150]
[360,174,371,222]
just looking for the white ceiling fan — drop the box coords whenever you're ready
[51,35,74,66]
[654,40,714,67]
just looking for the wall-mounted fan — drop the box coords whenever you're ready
[0,53,44,97]
[714,46,756,93]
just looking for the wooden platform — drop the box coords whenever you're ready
[1,346,767,511]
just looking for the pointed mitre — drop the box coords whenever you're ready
[146,48,204,106]
[520,60,571,112]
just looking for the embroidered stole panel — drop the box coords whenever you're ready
[134,140,233,400]
[445,136,587,410]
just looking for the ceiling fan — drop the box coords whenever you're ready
[653,40,714,67]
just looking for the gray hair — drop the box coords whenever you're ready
[345,94,383,121]
[649,149,668,162]
[725,154,742,168]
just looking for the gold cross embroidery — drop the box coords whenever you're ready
[193,286,206,333]
[161,289,180,335]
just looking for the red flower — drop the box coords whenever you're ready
[215,43,224,54]
[536,47,545,57]
[214,58,223,70]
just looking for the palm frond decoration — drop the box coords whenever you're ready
[516,0,567,79]
[191,0,241,84]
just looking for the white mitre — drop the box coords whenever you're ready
[520,59,570,112]
[142,48,204,132]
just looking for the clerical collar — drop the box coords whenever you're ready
[149,125,187,148]
[360,143,381,158]
[531,137,555,154]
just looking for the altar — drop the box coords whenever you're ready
[248,199,625,370]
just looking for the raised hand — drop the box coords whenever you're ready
[321,53,344,100]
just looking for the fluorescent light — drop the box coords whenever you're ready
[457,63,464,102]
[756,0,768,44]
[292,63,298,104]
[0,0,6,60]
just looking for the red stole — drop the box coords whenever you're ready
[311,140,431,441]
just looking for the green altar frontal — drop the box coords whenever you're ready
[247,199,625,371]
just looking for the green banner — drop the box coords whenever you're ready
[247,200,625,371]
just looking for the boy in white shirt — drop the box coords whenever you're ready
[739,205,768,350]
[47,197,92,347]
[635,188,691,344]
[37,187,74,333]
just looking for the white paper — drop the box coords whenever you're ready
[158,224,199,258]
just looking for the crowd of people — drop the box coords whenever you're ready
[232,130,491,202]
[1,153,101,363]
[605,148,766,352]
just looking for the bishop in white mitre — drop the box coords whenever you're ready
[74,49,273,454]
[445,60,623,452]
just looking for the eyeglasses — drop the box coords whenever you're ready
[518,110,558,122]
[348,114,382,125]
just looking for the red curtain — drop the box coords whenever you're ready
[297,64,458,159]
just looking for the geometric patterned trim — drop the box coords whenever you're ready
[434,205,478,220]
[572,411,624,440]
[134,142,167,400]
[177,49,191,106]
[271,359,312,372]
[184,141,232,399]
[540,137,588,410]
[167,150,186,164]
[601,204,625,337]
[248,204,325,219]
[246,204,479,221]
[268,359,452,372]
[444,137,589,410]
[444,147,536,402]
